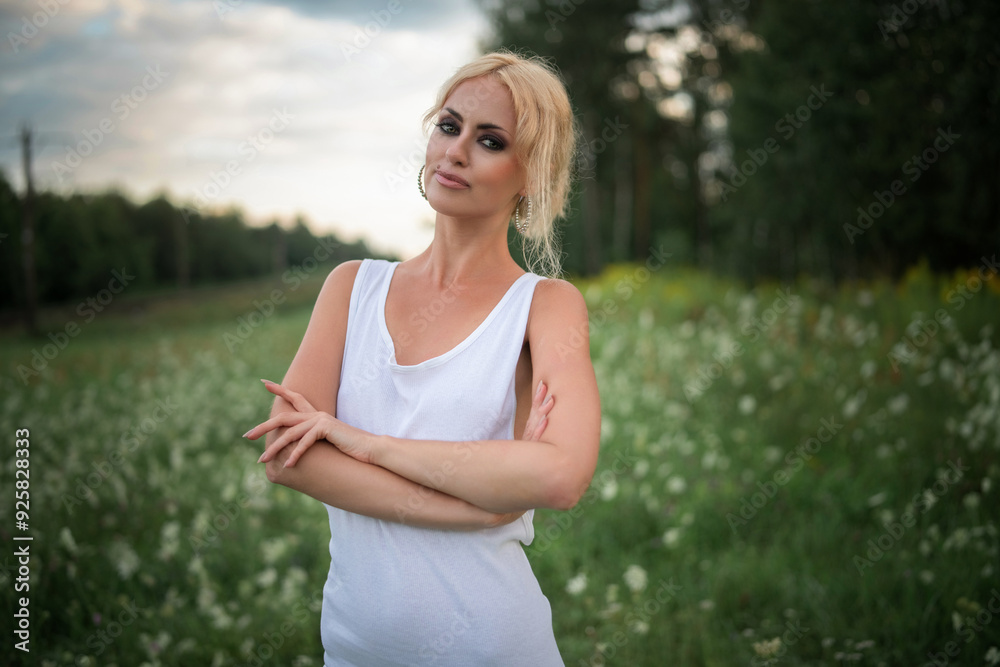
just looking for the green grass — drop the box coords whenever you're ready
[1,261,998,666]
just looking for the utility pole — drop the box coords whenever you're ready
[20,123,39,336]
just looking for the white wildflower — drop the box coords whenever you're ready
[919,540,932,557]
[260,538,290,565]
[843,391,867,419]
[256,568,278,588]
[209,605,233,630]
[667,476,687,495]
[566,573,587,596]
[197,586,216,613]
[108,540,140,580]
[59,527,78,556]
[701,450,719,470]
[943,527,970,551]
[867,492,888,507]
[922,489,937,512]
[738,395,757,415]
[623,564,648,593]
[887,394,910,415]
[158,521,180,562]
[141,631,171,657]
[753,637,782,658]
[628,619,650,635]
[663,527,681,548]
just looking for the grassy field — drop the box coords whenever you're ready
[1,259,998,666]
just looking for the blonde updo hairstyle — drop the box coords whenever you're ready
[423,50,577,277]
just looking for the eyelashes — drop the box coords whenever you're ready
[434,119,506,152]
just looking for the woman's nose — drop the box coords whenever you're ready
[445,135,468,165]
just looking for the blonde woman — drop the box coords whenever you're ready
[246,51,600,665]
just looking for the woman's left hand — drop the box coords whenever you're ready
[246,380,376,467]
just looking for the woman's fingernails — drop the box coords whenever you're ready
[257,453,265,463]
[243,429,253,438]
[261,378,274,385]
[536,381,544,398]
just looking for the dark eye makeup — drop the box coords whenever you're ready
[434,117,506,151]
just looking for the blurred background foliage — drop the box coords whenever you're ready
[483,0,999,280]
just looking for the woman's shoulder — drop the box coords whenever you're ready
[532,276,585,305]
[321,259,365,294]
[529,277,588,325]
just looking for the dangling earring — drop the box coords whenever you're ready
[417,165,427,200]
[514,195,532,234]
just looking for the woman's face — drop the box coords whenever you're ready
[424,76,525,223]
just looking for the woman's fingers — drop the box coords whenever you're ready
[522,381,546,440]
[283,427,324,468]
[261,379,316,413]
[252,413,315,462]
[244,410,309,441]
[522,382,554,441]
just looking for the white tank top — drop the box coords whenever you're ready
[321,259,564,666]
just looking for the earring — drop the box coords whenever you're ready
[514,195,532,234]
[417,165,427,200]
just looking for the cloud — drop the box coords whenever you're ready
[0,0,488,257]
[238,0,478,31]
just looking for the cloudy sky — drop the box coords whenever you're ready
[0,0,492,258]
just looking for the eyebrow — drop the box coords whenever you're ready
[443,107,510,135]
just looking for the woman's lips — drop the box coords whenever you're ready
[434,170,469,188]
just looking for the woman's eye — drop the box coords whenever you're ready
[481,136,504,151]
[435,121,458,135]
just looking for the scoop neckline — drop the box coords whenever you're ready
[377,262,534,372]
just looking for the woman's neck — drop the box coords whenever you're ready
[411,214,523,287]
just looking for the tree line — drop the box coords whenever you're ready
[0,171,378,320]
[482,0,1000,281]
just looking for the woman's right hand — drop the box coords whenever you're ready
[521,381,555,442]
